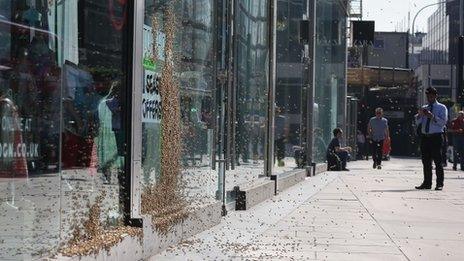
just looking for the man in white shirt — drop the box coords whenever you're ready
[415,87,448,191]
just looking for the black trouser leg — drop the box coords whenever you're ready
[421,135,444,186]
[431,136,444,187]
[370,142,377,166]
[376,140,384,166]
[275,137,285,161]
[371,140,383,166]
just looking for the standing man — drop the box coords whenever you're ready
[367,108,390,169]
[415,87,448,190]
[450,111,464,171]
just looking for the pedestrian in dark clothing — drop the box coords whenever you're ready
[442,126,448,167]
[450,111,464,171]
[326,128,352,171]
[356,130,366,160]
[367,108,390,170]
[415,87,448,191]
[274,108,287,167]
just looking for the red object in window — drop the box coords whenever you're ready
[108,0,127,31]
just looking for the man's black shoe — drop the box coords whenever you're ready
[342,168,350,171]
[435,186,443,191]
[373,163,377,169]
[453,166,457,171]
[415,185,431,190]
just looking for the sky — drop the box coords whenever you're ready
[363,0,442,33]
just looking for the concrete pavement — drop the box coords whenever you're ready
[151,158,464,261]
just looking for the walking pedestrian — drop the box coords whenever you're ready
[450,111,464,171]
[415,87,448,191]
[367,108,390,170]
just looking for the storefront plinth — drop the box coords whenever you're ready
[141,201,222,259]
[276,169,307,193]
[314,163,328,175]
[234,179,275,211]
[53,234,144,261]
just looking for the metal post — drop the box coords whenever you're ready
[306,0,316,167]
[459,0,464,106]
[265,0,277,177]
[458,36,464,105]
[460,0,463,36]
[129,0,144,223]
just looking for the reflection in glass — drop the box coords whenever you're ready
[313,0,347,163]
[274,0,307,173]
[0,0,61,258]
[141,0,219,214]
[1,0,131,258]
[230,0,269,197]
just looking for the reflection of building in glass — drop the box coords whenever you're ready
[235,0,269,164]
[275,0,306,165]
[313,0,348,163]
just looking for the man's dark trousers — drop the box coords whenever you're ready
[371,140,384,166]
[420,134,444,187]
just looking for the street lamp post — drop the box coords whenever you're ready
[459,0,464,106]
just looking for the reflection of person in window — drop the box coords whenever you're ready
[313,128,327,162]
[201,96,214,129]
[236,107,249,164]
[181,96,196,166]
[275,107,287,167]
[97,81,123,184]
[62,64,100,169]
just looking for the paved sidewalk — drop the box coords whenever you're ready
[151,158,464,261]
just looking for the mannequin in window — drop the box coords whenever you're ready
[97,81,123,184]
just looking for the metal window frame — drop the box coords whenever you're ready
[129,0,144,220]
[265,0,277,177]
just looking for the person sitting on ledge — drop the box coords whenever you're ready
[326,128,352,171]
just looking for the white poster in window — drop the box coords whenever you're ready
[142,69,161,123]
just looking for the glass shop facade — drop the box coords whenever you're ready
[0,0,347,259]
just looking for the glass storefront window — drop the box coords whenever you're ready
[1,0,133,258]
[140,0,219,229]
[274,0,307,174]
[229,0,270,197]
[313,0,347,163]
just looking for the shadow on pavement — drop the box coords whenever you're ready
[369,189,417,193]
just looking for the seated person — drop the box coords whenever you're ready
[326,128,352,171]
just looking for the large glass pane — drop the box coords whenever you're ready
[0,1,61,259]
[230,0,269,194]
[313,0,347,163]
[274,0,307,174]
[141,0,219,227]
[58,0,134,256]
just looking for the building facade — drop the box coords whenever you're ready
[367,32,409,69]
[415,64,456,103]
[0,0,348,259]
[421,2,449,65]
[446,0,464,66]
